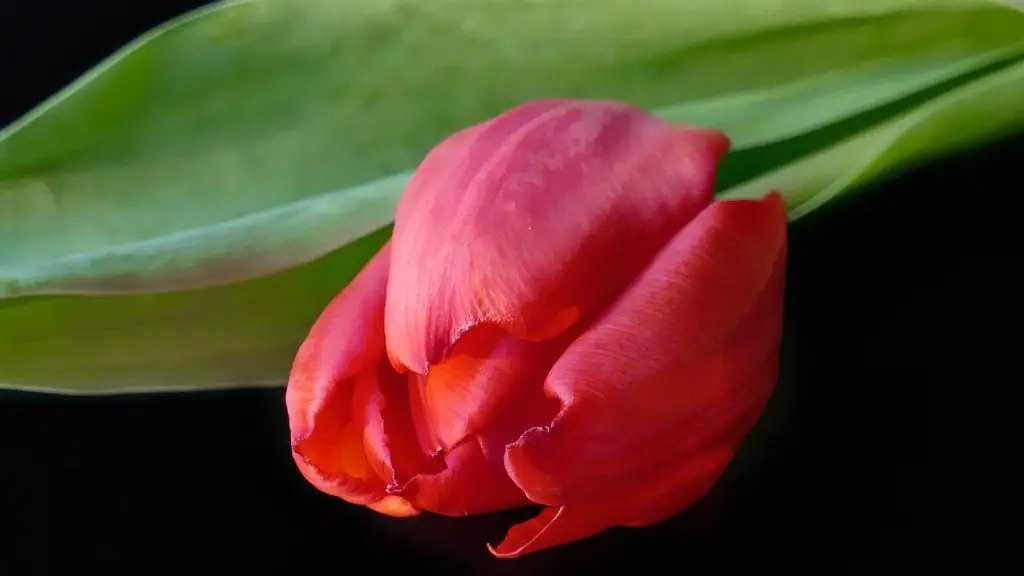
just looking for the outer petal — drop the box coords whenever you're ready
[491,448,732,558]
[506,193,788,507]
[285,243,416,516]
[386,99,730,374]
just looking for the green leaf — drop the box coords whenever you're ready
[720,58,1024,218]
[0,227,391,394]
[2,0,1024,393]
[3,0,1023,298]
[657,43,1022,151]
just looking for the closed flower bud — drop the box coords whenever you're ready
[287,99,788,557]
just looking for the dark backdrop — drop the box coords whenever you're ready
[0,1,976,574]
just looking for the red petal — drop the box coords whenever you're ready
[390,364,561,516]
[386,99,729,374]
[505,193,788,507]
[490,447,733,557]
[286,244,416,513]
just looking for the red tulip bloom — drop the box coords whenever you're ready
[286,99,788,557]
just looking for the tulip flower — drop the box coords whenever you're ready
[286,99,788,557]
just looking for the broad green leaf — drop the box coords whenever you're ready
[3,0,1024,393]
[0,227,390,394]
[4,45,1020,302]
[3,0,1024,298]
[719,58,1024,218]
[657,44,1022,150]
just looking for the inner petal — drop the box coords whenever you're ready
[396,437,531,517]
[360,360,446,491]
[386,328,566,515]
[392,382,561,517]
[289,374,388,506]
[421,323,567,450]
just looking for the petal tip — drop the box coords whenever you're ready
[366,495,420,518]
[764,189,786,209]
[665,123,731,167]
[691,126,731,158]
[289,436,318,467]
[289,433,310,450]
[487,542,515,559]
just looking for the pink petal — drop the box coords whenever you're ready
[386,99,729,375]
[505,193,788,507]
[490,447,733,558]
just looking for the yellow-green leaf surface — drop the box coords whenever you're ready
[2,0,1023,393]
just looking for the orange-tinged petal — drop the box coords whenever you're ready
[490,448,733,558]
[286,243,418,514]
[366,495,419,518]
[386,99,729,374]
[360,367,446,491]
[418,323,574,451]
[286,243,391,446]
[505,193,788,507]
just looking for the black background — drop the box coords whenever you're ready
[0,1,982,574]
